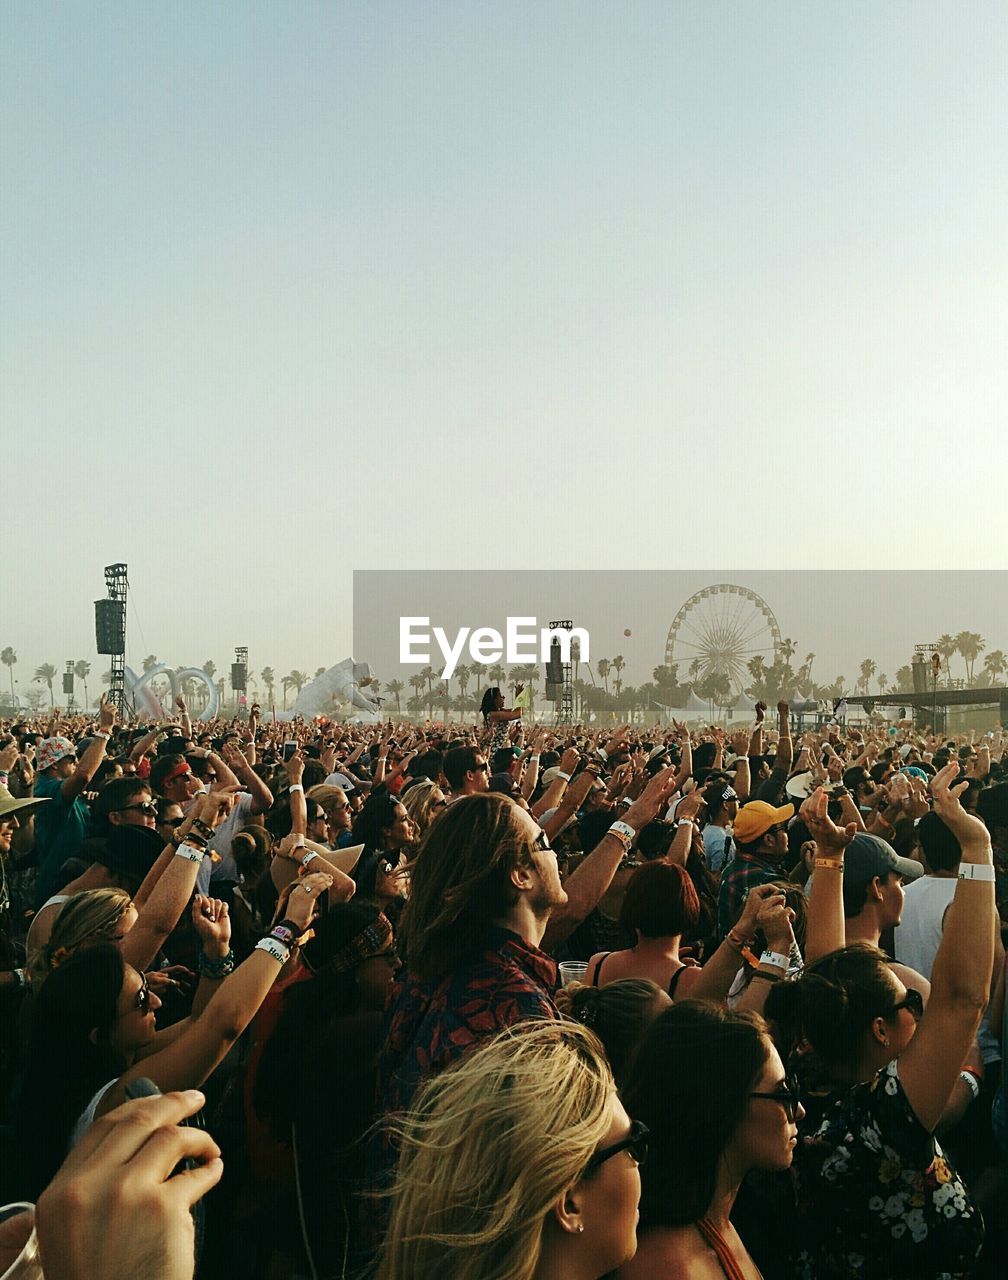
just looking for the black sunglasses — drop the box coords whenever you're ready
[534,830,552,852]
[584,1119,649,1173]
[750,1074,801,1121]
[890,988,924,1022]
[135,971,150,1015]
[114,801,158,817]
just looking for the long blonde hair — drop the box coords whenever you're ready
[377,1020,614,1280]
[400,777,446,840]
[30,888,133,987]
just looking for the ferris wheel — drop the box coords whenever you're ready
[664,584,783,706]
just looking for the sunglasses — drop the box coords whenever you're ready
[379,859,410,877]
[114,801,158,817]
[585,1119,649,1173]
[890,988,925,1022]
[473,762,490,774]
[534,830,552,852]
[750,1074,801,1121]
[134,971,150,1015]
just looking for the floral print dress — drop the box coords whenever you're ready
[792,1060,983,1279]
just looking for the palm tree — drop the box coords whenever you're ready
[142,654,159,673]
[408,673,425,718]
[597,658,610,693]
[858,659,876,696]
[260,667,276,705]
[454,663,472,701]
[386,678,404,714]
[281,674,294,710]
[74,660,91,709]
[779,638,797,666]
[611,655,625,700]
[955,632,985,687]
[487,663,506,692]
[877,673,888,695]
[1,647,15,705]
[894,665,914,693]
[570,637,582,686]
[982,650,1007,686]
[936,635,956,687]
[203,660,216,681]
[34,663,57,707]
[287,671,309,699]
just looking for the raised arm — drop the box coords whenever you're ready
[897,763,996,1131]
[60,696,116,803]
[801,788,858,964]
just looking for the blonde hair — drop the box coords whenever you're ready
[31,888,133,986]
[400,778,446,840]
[377,1021,614,1280]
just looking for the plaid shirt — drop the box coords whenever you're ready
[717,850,786,938]
[377,926,559,1121]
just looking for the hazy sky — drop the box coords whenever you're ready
[3,4,1007,692]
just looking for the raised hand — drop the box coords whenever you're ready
[799,787,857,854]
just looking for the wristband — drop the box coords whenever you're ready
[726,929,749,953]
[554,770,571,782]
[677,818,694,829]
[13,968,26,989]
[759,950,790,973]
[960,1070,981,1100]
[598,748,609,762]
[957,863,996,881]
[608,820,637,844]
[301,850,319,869]
[94,731,111,742]
[815,857,845,872]
[255,936,291,964]
[289,783,304,793]
[750,970,783,983]
[269,920,301,949]
[192,817,215,840]
[175,842,206,864]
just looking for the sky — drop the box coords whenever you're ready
[3,3,1007,695]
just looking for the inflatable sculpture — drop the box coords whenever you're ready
[292,660,382,722]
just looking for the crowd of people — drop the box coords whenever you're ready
[1,689,1007,1279]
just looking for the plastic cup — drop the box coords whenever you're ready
[558,961,589,988]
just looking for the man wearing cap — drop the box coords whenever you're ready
[717,799,794,938]
[840,831,924,952]
[32,696,117,908]
[701,779,739,876]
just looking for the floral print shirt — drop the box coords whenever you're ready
[792,1059,983,1279]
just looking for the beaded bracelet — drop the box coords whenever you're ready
[199,948,235,979]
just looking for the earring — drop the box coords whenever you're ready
[881,1037,889,1047]
[577,1225,584,1234]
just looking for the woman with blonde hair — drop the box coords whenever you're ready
[378,1019,645,1280]
[28,887,136,987]
[400,776,448,843]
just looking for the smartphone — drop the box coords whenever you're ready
[282,741,297,762]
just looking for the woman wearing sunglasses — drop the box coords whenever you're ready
[762,769,993,1279]
[378,1019,643,1280]
[618,1001,802,1280]
[13,870,331,1201]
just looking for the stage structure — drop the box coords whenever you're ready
[94,563,132,719]
[545,620,574,727]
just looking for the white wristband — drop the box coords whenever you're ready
[677,818,694,829]
[958,863,996,882]
[255,936,291,964]
[301,851,319,869]
[759,950,790,973]
[609,820,637,843]
[555,770,571,782]
[289,783,304,793]
[960,1071,981,1100]
[175,842,206,864]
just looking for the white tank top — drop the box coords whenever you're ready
[894,876,956,980]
